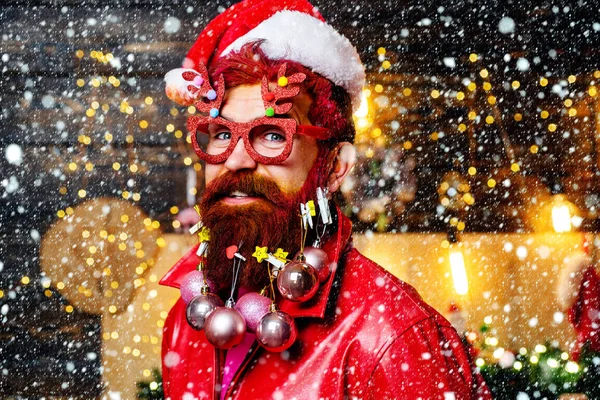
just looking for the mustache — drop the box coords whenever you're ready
[200,171,290,207]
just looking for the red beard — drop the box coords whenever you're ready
[198,164,323,292]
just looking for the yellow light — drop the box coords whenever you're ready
[565,361,580,373]
[510,163,520,172]
[377,47,386,55]
[479,69,489,78]
[85,162,94,171]
[552,203,572,233]
[529,356,539,364]
[540,77,548,87]
[75,50,84,58]
[382,60,391,69]
[482,82,492,91]
[564,99,573,107]
[374,84,384,93]
[493,348,505,359]
[469,53,478,62]
[431,89,440,99]
[589,86,597,97]
[546,358,559,368]
[449,247,469,295]
[514,361,523,370]
[370,128,382,138]
[529,145,538,154]
[475,358,485,367]
[156,237,166,248]
[487,179,496,188]
[456,91,465,100]
[166,124,175,132]
[403,141,412,150]
[105,133,113,142]
[109,305,117,313]
[467,82,476,91]
[403,88,412,96]
[485,116,494,124]
[568,75,576,83]
[568,108,577,117]
[21,276,30,285]
[514,113,523,121]
[145,97,153,105]
[540,110,549,119]
[78,189,86,198]
[512,80,520,89]
[129,164,138,173]
[458,123,466,132]
[184,157,193,166]
[120,214,129,223]
[354,93,369,118]
[65,305,74,313]
[548,123,557,132]
[468,111,477,120]
[487,95,496,105]
[174,130,183,139]
[76,79,85,87]
[468,167,476,176]
[535,344,547,353]
[139,120,148,129]
[112,162,121,171]
[149,382,158,391]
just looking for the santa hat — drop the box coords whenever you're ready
[179,0,365,110]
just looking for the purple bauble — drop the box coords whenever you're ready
[204,306,246,349]
[180,270,218,304]
[301,246,331,283]
[185,293,224,330]
[235,292,272,333]
[277,258,319,302]
[256,310,297,352]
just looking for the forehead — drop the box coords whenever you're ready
[220,83,312,124]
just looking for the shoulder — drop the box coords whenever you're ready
[339,247,453,337]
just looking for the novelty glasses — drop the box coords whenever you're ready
[188,115,330,165]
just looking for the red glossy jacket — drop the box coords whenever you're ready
[160,208,492,399]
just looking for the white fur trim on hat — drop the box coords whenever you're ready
[557,251,593,308]
[220,10,365,111]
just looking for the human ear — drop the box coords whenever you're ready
[326,142,356,193]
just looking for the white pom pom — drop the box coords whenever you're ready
[164,68,202,106]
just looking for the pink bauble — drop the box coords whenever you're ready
[301,246,331,283]
[256,310,297,352]
[204,306,246,349]
[235,292,272,333]
[277,259,319,302]
[180,270,218,304]
[185,293,224,330]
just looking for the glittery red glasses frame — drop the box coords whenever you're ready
[188,115,330,165]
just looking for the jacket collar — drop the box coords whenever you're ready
[159,205,353,319]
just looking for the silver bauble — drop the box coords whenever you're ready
[256,310,297,352]
[204,306,246,349]
[301,246,331,283]
[277,257,319,302]
[185,293,224,330]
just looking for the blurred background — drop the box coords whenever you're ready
[2,0,600,398]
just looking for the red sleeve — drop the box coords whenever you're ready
[367,318,491,400]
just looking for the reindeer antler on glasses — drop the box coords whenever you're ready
[261,64,306,116]
[164,63,225,112]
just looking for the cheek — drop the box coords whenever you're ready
[204,164,221,186]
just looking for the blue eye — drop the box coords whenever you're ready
[264,132,285,142]
[214,131,231,140]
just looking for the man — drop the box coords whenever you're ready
[160,0,491,398]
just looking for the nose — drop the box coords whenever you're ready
[224,137,257,172]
